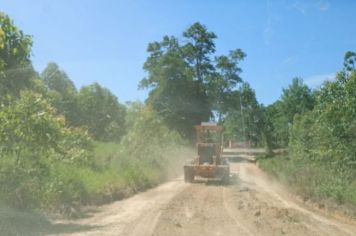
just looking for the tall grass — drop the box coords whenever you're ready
[80,141,190,206]
[0,104,190,216]
[259,155,356,216]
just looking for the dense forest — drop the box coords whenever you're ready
[0,11,355,216]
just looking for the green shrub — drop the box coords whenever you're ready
[259,155,356,211]
[0,94,188,215]
[261,71,356,212]
[0,91,93,211]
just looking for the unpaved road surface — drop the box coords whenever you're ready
[50,162,356,236]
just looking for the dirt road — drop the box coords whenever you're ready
[50,162,356,236]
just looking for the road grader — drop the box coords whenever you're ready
[184,123,230,184]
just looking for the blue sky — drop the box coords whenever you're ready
[2,0,355,105]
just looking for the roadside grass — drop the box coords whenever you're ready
[0,141,189,217]
[0,103,190,217]
[0,207,51,236]
[0,206,98,236]
[68,141,190,208]
[258,154,356,217]
[0,140,190,235]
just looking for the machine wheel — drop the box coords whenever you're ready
[184,166,194,183]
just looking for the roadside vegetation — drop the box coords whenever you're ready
[0,13,187,217]
[259,155,356,215]
[260,58,356,215]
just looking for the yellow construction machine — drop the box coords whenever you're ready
[184,122,230,184]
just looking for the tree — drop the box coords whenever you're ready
[282,55,356,206]
[212,49,246,120]
[281,77,315,124]
[41,62,78,126]
[0,90,92,162]
[77,83,126,141]
[265,101,290,147]
[182,22,216,83]
[41,63,76,95]
[0,90,93,208]
[140,22,245,138]
[140,30,211,138]
[344,51,356,72]
[265,78,315,148]
[0,12,36,102]
[290,69,356,165]
[223,82,265,146]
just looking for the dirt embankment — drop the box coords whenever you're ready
[48,162,356,236]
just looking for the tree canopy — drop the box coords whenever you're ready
[77,83,126,141]
[0,13,36,102]
[41,62,78,126]
[140,22,245,138]
[266,78,315,147]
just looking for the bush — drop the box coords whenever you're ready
[265,70,356,211]
[0,91,93,211]
[259,155,356,209]
[83,104,188,201]
[0,94,188,215]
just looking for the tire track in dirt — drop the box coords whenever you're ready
[232,162,356,236]
[49,179,187,236]
[150,162,356,236]
[222,187,255,236]
[152,184,254,236]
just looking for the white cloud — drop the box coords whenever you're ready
[316,0,330,11]
[292,1,307,15]
[264,0,274,45]
[291,0,330,15]
[283,56,299,65]
[304,73,335,88]
[264,25,274,46]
